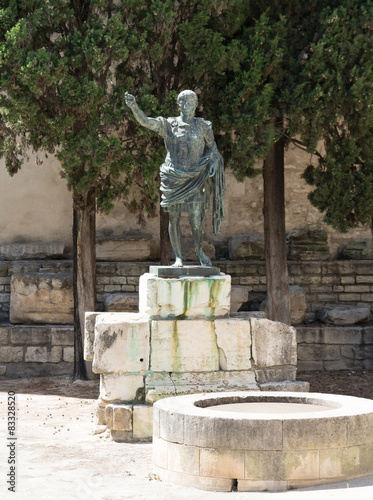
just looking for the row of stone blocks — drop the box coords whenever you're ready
[85,272,304,441]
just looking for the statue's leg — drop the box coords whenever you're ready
[169,210,183,267]
[188,207,212,267]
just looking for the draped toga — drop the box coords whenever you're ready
[156,116,225,235]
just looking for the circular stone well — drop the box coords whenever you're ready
[153,391,373,492]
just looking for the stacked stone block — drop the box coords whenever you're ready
[297,325,373,371]
[85,272,302,442]
[0,324,74,377]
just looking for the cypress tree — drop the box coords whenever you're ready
[0,0,240,376]
[298,0,373,233]
[215,1,372,323]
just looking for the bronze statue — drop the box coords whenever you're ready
[125,90,224,267]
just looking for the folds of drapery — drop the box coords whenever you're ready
[160,142,225,235]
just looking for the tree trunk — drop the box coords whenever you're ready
[160,204,171,265]
[73,189,97,380]
[263,132,291,325]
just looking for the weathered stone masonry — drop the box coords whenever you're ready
[0,324,74,377]
[2,260,373,319]
[1,259,373,378]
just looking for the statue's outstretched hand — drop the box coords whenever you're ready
[125,92,137,109]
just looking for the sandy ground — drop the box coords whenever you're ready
[1,374,373,500]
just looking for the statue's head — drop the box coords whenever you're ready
[177,90,198,111]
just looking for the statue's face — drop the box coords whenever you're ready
[177,95,198,115]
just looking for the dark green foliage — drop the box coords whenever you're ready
[0,0,142,211]
[297,0,373,231]
[0,0,244,224]
[217,0,373,232]
[218,1,334,179]
[0,0,371,232]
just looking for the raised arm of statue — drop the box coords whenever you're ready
[125,92,162,135]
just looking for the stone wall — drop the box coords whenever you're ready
[1,259,373,322]
[226,260,373,321]
[0,260,72,321]
[297,325,373,371]
[0,324,74,377]
[1,259,373,378]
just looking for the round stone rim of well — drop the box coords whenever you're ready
[153,391,373,492]
[155,390,373,420]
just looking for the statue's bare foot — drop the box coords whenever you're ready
[196,250,212,267]
[172,257,183,268]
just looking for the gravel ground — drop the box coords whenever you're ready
[1,372,373,500]
[298,370,373,399]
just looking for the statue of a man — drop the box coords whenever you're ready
[125,90,224,267]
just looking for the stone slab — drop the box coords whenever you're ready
[214,318,252,370]
[25,346,62,363]
[104,293,139,312]
[230,285,249,313]
[10,273,73,324]
[168,441,201,475]
[228,235,265,261]
[0,346,24,363]
[139,273,231,319]
[339,238,373,260]
[150,319,219,373]
[200,447,245,479]
[149,265,221,277]
[0,242,64,260]
[230,311,266,319]
[317,305,370,325]
[145,371,259,403]
[286,229,329,261]
[133,405,153,440]
[255,367,297,384]
[105,403,133,432]
[100,373,144,402]
[63,346,74,362]
[84,312,100,362]
[92,313,150,374]
[96,236,152,261]
[251,318,297,368]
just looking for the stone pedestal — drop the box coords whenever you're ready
[85,270,308,442]
[139,271,230,318]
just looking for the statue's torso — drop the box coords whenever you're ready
[158,117,214,170]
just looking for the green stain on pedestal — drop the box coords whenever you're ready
[171,321,181,372]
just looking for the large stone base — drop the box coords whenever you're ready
[86,315,301,441]
[85,271,305,442]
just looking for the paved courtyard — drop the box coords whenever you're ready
[1,376,373,500]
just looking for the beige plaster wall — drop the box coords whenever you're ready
[0,143,371,257]
[0,154,72,251]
